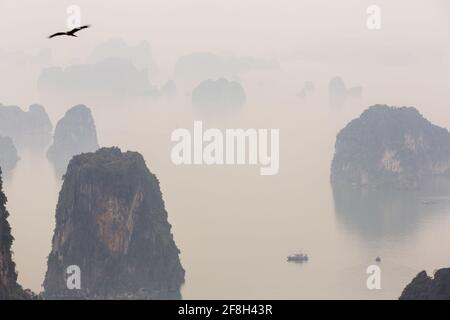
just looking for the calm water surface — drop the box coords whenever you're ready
[5,98,450,299]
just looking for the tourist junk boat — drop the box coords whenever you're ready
[287,252,309,263]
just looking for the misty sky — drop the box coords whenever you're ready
[1,0,449,125]
[1,1,449,67]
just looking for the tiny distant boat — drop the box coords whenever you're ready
[287,252,309,263]
[375,256,381,263]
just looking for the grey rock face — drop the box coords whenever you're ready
[0,168,34,299]
[47,105,99,175]
[44,147,185,299]
[0,168,18,299]
[331,105,450,189]
[400,268,450,300]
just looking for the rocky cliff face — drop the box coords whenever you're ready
[0,168,33,299]
[47,105,99,175]
[44,147,185,299]
[0,168,17,299]
[0,103,52,148]
[400,268,450,300]
[331,105,450,189]
[0,136,19,172]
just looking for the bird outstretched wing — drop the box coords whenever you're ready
[48,32,67,39]
[71,25,91,34]
[48,24,91,39]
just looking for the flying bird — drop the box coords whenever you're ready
[48,25,91,39]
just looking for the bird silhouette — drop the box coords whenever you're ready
[48,25,91,39]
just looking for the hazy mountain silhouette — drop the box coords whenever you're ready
[38,58,159,98]
[192,78,246,114]
[0,137,19,172]
[47,104,99,176]
[160,80,177,98]
[0,103,52,149]
[87,38,157,74]
[297,81,315,99]
[328,76,362,109]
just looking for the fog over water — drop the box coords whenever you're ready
[1,0,450,298]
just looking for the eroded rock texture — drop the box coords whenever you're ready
[44,147,184,299]
[400,268,450,300]
[0,168,34,299]
[331,105,450,189]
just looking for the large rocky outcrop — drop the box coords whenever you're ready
[0,168,34,299]
[47,105,99,175]
[400,268,450,300]
[44,147,185,299]
[0,136,19,172]
[331,105,450,189]
[0,103,52,148]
